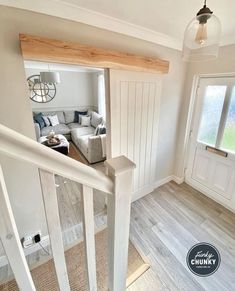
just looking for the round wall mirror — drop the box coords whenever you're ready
[27,74,56,103]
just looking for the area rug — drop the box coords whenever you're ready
[0,229,150,290]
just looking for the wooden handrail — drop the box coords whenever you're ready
[0,124,113,194]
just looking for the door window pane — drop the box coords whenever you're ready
[198,86,226,146]
[221,87,235,153]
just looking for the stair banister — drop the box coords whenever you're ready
[105,156,136,291]
[0,123,135,291]
[0,124,113,194]
[39,170,70,291]
[0,166,36,291]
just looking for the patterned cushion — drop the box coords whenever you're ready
[41,124,70,136]
[64,111,75,124]
[95,124,106,135]
[81,116,91,127]
[48,115,59,126]
[91,111,103,128]
[42,111,65,124]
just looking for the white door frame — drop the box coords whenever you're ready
[183,72,235,180]
[183,72,235,212]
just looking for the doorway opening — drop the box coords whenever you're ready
[24,60,108,171]
[7,61,109,276]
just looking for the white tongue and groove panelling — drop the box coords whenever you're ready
[109,70,162,200]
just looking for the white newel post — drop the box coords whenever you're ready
[105,156,136,291]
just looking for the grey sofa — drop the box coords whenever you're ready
[33,110,106,163]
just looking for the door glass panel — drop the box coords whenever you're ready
[221,87,235,153]
[198,86,226,146]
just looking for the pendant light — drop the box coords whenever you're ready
[40,71,60,84]
[40,64,60,84]
[182,0,221,62]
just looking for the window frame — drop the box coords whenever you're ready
[196,78,235,154]
[215,85,233,149]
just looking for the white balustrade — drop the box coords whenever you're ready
[0,124,135,291]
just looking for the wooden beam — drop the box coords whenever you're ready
[19,34,169,74]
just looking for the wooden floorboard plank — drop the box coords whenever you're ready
[130,218,180,291]
[1,180,235,290]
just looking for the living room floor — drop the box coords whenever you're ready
[68,141,106,173]
[0,182,235,289]
[68,142,89,164]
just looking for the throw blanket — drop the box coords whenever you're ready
[100,134,106,158]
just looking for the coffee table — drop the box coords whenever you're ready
[39,134,70,155]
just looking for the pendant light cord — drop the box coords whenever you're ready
[204,0,207,6]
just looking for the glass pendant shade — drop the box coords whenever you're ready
[183,13,221,62]
[40,71,60,84]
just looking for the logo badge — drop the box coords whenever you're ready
[186,243,221,276]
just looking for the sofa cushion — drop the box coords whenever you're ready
[91,111,103,128]
[34,113,45,129]
[41,111,65,124]
[95,124,106,135]
[48,115,59,126]
[72,131,88,146]
[78,135,91,153]
[42,116,50,127]
[67,123,83,130]
[41,124,70,136]
[75,110,88,123]
[71,126,95,138]
[64,111,75,124]
[81,115,91,127]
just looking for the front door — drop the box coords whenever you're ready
[186,77,235,211]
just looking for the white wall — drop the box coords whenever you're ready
[0,4,186,255]
[25,68,98,111]
[175,44,235,179]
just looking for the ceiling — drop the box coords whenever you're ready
[65,0,235,41]
[1,0,235,50]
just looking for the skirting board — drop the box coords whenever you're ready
[0,235,50,268]
[132,175,184,202]
[0,174,184,268]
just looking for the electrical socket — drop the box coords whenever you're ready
[21,231,41,249]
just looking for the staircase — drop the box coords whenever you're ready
[0,124,135,291]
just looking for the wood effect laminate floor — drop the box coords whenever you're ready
[128,182,235,291]
[1,180,235,290]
